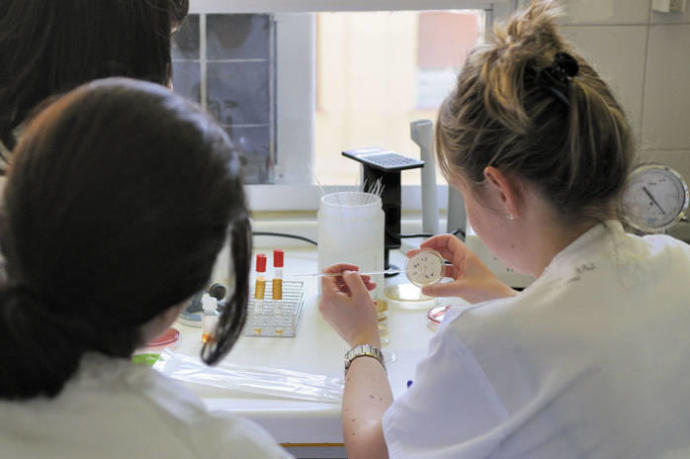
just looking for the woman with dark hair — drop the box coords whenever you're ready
[0,0,189,166]
[0,78,290,458]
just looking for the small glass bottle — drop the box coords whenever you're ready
[201,293,219,344]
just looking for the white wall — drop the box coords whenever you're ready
[518,0,690,238]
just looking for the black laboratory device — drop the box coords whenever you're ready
[342,148,424,275]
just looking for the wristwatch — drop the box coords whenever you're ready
[344,344,385,372]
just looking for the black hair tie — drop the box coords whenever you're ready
[538,52,579,107]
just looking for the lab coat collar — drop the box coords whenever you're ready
[542,220,624,277]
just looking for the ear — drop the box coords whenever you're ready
[483,166,522,219]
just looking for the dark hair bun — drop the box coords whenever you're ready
[0,286,84,399]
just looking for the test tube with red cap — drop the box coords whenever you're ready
[254,254,267,314]
[273,250,284,315]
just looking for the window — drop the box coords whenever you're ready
[176,1,510,209]
[172,14,276,184]
[314,10,484,186]
[417,11,481,109]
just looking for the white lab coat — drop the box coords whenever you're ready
[383,221,690,458]
[0,353,292,458]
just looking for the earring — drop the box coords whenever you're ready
[506,213,515,221]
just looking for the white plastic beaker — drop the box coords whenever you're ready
[317,192,388,341]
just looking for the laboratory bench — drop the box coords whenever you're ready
[168,248,469,458]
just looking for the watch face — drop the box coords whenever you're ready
[406,249,444,287]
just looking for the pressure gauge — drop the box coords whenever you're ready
[620,164,689,233]
[405,248,444,287]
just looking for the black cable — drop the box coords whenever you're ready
[399,232,432,239]
[252,231,318,246]
[451,227,466,240]
[391,227,466,241]
[254,226,464,246]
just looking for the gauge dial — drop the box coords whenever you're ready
[620,164,689,233]
[406,249,444,287]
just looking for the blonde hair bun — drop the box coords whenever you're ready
[436,0,632,222]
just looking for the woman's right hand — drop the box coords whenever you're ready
[318,263,380,348]
[408,234,517,304]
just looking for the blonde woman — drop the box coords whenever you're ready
[319,1,690,458]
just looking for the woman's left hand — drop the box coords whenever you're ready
[318,263,380,348]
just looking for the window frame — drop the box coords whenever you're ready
[188,0,516,212]
[189,0,512,14]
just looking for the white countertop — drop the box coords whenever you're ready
[167,248,469,444]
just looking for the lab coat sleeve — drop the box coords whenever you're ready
[382,320,509,459]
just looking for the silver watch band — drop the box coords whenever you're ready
[344,344,385,372]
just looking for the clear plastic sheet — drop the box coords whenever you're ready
[154,349,343,403]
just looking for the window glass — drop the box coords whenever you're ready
[314,10,483,186]
[417,11,480,108]
[172,10,482,187]
[172,14,276,184]
[172,14,200,60]
[171,15,201,102]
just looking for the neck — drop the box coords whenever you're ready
[525,217,599,277]
[511,190,612,277]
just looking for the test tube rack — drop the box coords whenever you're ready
[245,281,304,338]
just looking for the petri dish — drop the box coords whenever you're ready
[405,248,444,288]
[133,327,180,366]
[384,283,435,303]
[144,327,180,352]
[426,304,452,330]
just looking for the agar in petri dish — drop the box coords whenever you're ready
[147,327,180,348]
[405,248,444,288]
